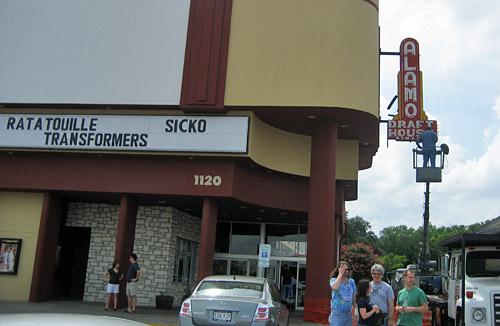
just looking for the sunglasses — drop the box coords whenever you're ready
[371,272,382,276]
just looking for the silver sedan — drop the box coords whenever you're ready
[0,313,149,326]
[179,275,289,326]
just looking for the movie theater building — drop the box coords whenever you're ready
[0,0,379,321]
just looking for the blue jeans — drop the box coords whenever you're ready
[281,284,293,299]
[422,148,436,167]
[329,309,352,326]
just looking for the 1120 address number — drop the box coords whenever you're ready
[194,175,222,186]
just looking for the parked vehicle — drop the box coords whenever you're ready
[179,275,289,326]
[419,274,442,294]
[390,264,421,294]
[390,263,442,295]
[427,233,500,326]
[0,313,149,326]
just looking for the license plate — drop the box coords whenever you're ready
[213,311,232,322]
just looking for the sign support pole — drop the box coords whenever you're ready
[421,181,431,273]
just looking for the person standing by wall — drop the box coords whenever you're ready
[104,261,124,311]
[416,126,438,167]
[329,261,356,326]
[125,254,141,314]
[395,270,428,326]
[369,264,394,326]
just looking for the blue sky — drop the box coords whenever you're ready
[346,0,500,234]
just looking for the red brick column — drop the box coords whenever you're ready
[197,197,218,282]
[115,194,137,308]
[304,120,339,323]
[30,192,64,302]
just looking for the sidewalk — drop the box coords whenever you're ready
[0,300,317,326]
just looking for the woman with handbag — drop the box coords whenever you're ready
[355,279,381,325]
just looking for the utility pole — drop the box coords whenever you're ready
[413,144,448,272]
[421,181,430,273]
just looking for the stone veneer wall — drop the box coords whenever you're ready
[66,202,201,307]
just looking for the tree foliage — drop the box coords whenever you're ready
[378,253,407,277]
[378,225,421,263]
[343,215,380,254]
[341,215,493,276]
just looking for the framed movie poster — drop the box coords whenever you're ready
[0,238,22,274]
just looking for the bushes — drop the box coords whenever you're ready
[341,243,383,282]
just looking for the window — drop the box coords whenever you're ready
[266,224,302,257]
[269,282,283,302]
[230,223,260,255]
[213,259,228,275]
[174,238,198,283]
[215,222,231,253]
[466,251,500,277]
[196,280,264,298]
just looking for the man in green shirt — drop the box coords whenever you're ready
[395,270,428,326]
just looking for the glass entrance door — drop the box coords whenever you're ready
[213,258,258,276]
[296,262,306,308]
[273,260,306,311]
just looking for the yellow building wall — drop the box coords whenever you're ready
[247,114,359,180]
[225,0,379,117]
[0,192,43,301]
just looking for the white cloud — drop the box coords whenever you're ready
[380,0,500,75]
[348,93,500,234]
[351,1,500,235]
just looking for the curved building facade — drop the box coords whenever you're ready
[0,0,379,322]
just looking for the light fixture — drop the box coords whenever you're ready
[307,115,316,119]
[472,308,485,322]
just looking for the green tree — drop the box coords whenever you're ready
[378,253,407,278]
[341,243,383,282]
[343,215,380,254]
[378,225,421,264]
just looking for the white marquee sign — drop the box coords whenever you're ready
[0,114,249,154]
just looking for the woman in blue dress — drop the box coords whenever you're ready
[329,261,356,326]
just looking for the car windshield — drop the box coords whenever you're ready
[196,281,264,298]
[466,251,500,277]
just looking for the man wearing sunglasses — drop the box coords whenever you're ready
[369,264,395,326]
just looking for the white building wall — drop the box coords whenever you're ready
[0,0,190,105]
[66,202,201,308]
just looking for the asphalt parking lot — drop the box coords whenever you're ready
[0,300,318,326]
